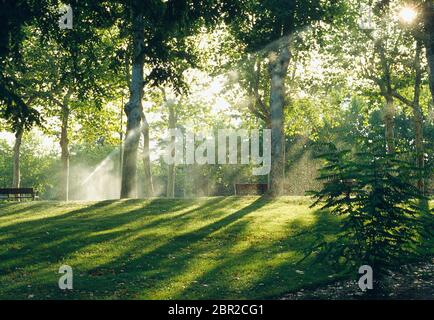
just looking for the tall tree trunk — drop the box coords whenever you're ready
[375,37,395,154]
[427,42,434,106]
[184,164,192,198]
[384,95,395,154]
[141,112,154,197]
[268,46,290,196]
[413,41,425,193]
[414,109,424,193]
[121,2,145,199]
[392,41,425,193]
[12,124,23,188]
[424,2,434,106]
[60,99,70,201]
[166,99,176,198]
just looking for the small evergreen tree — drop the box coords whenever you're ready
[309,141,425,293]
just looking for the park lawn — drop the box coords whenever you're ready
[0,196,431,300]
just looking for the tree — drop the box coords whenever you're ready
[1,0,122,200]
[32,2,122,200]
[119,0,229,198]
[0,0,48,189]
[0,94,40,189]
[421,0,434,105]
[0,48,41,189]
[227,0,344,195]
[310,141,424,294]
[357,1,402,154]
[345,0,432,191]
[159,89,178,198]
[391,40,426,193]
[359,0,430,193]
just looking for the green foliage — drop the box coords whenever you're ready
[0,139,13,188]
[0,133,57,194]
[228,0,345,52]
[0,72,42,132]
[310,141,425,279]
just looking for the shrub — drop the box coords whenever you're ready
[309,142,425,290]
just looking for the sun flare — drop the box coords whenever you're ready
[398,7,417,24]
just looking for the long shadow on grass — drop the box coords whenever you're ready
[0,197,239,296]
[0,198,202,263]
[0,200,127,269]
[1,196,343,299]
[0,200,118,223]
[14,196,270,299]
[0,201,56,217]
[4,197,431,299]
[150,200,432,300]
[37,197,235,261]
[89,196,269,264]
[0,198,192,234]
[173,208,342,299]
[135,197,237,232]
[2,197,231,244]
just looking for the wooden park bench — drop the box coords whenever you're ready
[0,188,39,201]
[234,183,268,196]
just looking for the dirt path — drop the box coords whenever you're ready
[282,259,434,300]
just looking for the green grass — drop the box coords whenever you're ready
[0,196,431,300]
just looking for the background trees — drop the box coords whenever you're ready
[118,0,232,198]
[420,0,434,105]
[226,0,345,195]
[0,0,432,199]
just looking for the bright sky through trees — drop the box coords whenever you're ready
[398,6,417,24]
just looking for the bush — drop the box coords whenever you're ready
[309,141,425,289]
